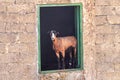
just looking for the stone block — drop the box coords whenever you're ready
[11,73,36,80]
[7,4,35,14]
[103,34,115,43]
[95,42,117,63]
[0,44,6,54]
[0,0,15,3]
[18,52,36,63]
[95,6,116,16]
[6,63,36,74]
[95,16,107,26]
[6,13,35,23]
[113,72,120,80]
[0,63,8,72]
[25,23,36,32]
[100,42,115,53]
[104,72,114,80]
[110,0,120,6]
[95,34,105,44]
[107,16,120,24]
[95,0,120,6]
[0,53,18,63]
[104,72,120,80]
[0,33,16,43]
[0,22,6,33]
[115,6,120,15]
[0,52,36,63]
[0,4,6,13]
[95,0,110,5]
[0,13,7,22]
[6,23,25,33]
[0,54,7,63]
[47,0,70,3]
[18,13,35,23]
[95,49,105,64]
[0,72,10,80]
[8,44,20,53]
[15,0,26,4]
[95,25,114,34]
[6,14,19,23]
[112,25,120,34]
[96,63,114,72]
[115,43,120,53]
[19,43,36,53]
[65,72,84,80]
[96,72,104,80]
[35,0,43,4]
[115,34,120,43]
[15,0,36,4]
[115,63,120,71]
[97,72,112,80]
[19,33,36,43]
[113,55,120,64]
[7,63,36,80]
[104,50,118,63]
[7,53,20,63]
[96,33,116,44]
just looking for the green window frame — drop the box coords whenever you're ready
[37,3,83,73]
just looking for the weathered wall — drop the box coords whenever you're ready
[0,0,119,80]
[95,0,120,80]
[0,0,95,80]
[0,0,37,80]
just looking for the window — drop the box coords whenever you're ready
[37,3,83,73]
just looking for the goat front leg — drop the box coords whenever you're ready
[56,52,61,69]
[61,51,65,69]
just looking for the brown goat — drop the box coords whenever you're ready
[50,30,77,69]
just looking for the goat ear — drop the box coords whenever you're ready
[55,32,59,35]
[57,32,59,35]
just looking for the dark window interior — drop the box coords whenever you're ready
[40,6,77,71]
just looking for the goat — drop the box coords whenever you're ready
[49,30,77,69]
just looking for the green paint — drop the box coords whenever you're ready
[76,6,80,68]
[37,6,41,73]
[80,4,84,70]
[37,3,83,73]
[37,3,82,7]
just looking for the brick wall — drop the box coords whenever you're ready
[0,0,37,80]
[0,0,119,80]
[95,0,120,80]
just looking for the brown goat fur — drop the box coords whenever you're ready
[53,36,77,58]
[50,30,77,69]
